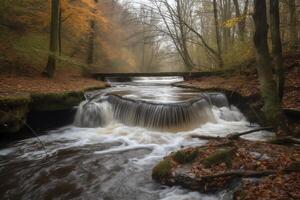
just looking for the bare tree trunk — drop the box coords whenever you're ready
[87,20,95,65]
[233,0,249,41]
[253,0,288,133]
[58,6,62,56]
[270,0,285,100]
[213,0,223,68]
[222,0,231,51]
[87,0,98,66]
[288,0,298,49]
[176,0,194,71]
[43,0,60,78]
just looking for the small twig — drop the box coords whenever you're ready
[2,111,48,157]
[23,122,48,157]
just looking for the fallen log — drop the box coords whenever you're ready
[173,167,300,192]
[269,136,300,145]
[284,108,300,118]
[191,127,273,140]
[226,127,273,139]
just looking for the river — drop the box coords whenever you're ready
[0,77,274,200]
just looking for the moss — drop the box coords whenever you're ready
[0,95,30,133]
[13,33,48,69]
[201,148,234,168]
[172,149,199,164]
[83,85,108,92]
[152,160,173,181]
[234,190,247,200]
[30,91,85,111]
[0,94,31,108]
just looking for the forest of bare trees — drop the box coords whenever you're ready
[122,0,299,71]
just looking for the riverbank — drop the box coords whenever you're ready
[155,54,300,199]
[152,138,300,199]
[0,70,108,135]
[175,58,300,134]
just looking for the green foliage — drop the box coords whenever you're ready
[222,41,255,69]
[172,149,199,164]
[152,160,172,181]
[13,33,48,68]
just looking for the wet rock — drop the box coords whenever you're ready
[30,91,85,111]
[0,86,107,134]
[152,140,300,194]
[152,160,173,183]
[0,94,30,134]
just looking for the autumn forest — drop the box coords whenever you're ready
[0,0,299,199]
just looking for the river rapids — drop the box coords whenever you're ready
[0,77,274,200]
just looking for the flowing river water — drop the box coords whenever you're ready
[0,77,274,200]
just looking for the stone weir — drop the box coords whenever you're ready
[74,93,230,131]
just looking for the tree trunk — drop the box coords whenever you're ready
[176,0,194,71]
[87,20,95,66]
[289,0,298,49]
[43,0,60,78]
[233,0,249,41]
[221,0,231,51]
[87,0,98,66]
[213,0,224,68]
[270,0,285,100]
[252,0,288,133]
[58,6,62,56]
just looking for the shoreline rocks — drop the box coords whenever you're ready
[0,86,107,134]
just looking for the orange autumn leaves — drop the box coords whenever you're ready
[0,0,137,72]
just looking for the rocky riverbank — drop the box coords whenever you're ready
[154,57,300,199]
[152,138,300,199]
[0,73,108,135]
[174,63,300,134]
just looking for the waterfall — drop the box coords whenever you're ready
[74,92,235,131]
[206,93,229,108]
[74,101,113,128]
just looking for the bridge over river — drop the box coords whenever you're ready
[92,70,233,81]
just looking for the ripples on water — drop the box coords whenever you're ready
[0,77,274,200]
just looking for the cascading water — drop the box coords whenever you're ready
[0,77,275,200]
[74,94,217,131]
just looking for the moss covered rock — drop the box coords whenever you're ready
[201,148,234,168]
[152,160,173,182]
[0,94,30,134]
[172,149,199,164]
[30,91,85,111]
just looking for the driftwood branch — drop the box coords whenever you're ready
[174,167,300,190]
[191,127,273,140]
[226,127,273,139]
[201,170,276,179]
[270,136,300,145]
[191,127,300,145]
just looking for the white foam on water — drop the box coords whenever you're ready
[0,77,276,199]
